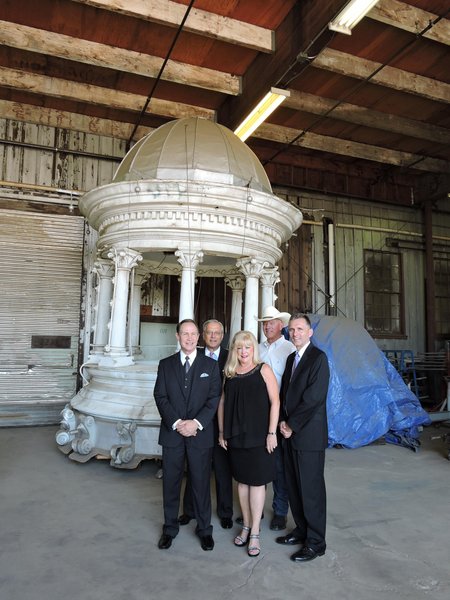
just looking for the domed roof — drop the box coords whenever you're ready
[113,117,272,194]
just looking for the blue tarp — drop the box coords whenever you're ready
[307,315,431,449]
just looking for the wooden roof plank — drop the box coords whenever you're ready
[370,0,450,46]
[315,48,450,104]
[286,90,450,145]
[71,0,274,52]
[0,20,240,96]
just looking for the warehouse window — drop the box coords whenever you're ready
[364,250,404,337]
[435,258,450,337]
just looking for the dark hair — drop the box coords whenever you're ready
[289,313,311,327]
[176,319,199,334]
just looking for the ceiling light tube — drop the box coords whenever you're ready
[329,0,380,35]
[234,87,290,142]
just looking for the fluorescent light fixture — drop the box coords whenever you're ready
[234,87,290,142]
[329,0,380,35]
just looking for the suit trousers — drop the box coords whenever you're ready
[283,439,327,552]
[162,443,213,537]
[183,443,234,519]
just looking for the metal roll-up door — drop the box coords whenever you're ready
[0,209,85,426]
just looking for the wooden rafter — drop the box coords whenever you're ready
[256,122,450,174]
[286,90,450,145]
[0,67,216,122]
[370,0,450,46]
[71,0,274,52]
[0,20,240,96]
[315,48,450,104]
[0,99,152,141]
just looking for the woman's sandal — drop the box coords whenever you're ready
[247,534,260,557]
[234,525,250,547]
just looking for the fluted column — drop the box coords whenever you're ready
[128,267,149,358]
[91,259,115,356]
[237,257,269,337]
[102,248,142,364]
[259,266,280,342]
[175,249,204,322]
[225,273,245,342]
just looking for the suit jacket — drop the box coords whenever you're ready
[154,352,222,449]
[217,347,229,380]
[280,343,330,451]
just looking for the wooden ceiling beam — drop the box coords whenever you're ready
[286,90,450,145]
[256,122,450,174]
[0,20,240,96]
[315,48,450,104]
[218,1,349,130]
[71,0,274,52]
[0,99,153,141]
[0,67,215,123]
[370,0,450,46]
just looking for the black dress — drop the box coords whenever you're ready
[223,363,276,486]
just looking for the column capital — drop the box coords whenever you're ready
[236,257,269,279]
[133,266,149,286]
[260,266,280,288]
[107,248,143,270]
[224,273,246,292]
[175,249,204,270]
[93,258,115,279]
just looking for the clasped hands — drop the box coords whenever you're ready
[176,419,198,437]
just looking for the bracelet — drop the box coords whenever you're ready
[267,431,276,435]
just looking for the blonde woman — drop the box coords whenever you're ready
[218,331,280,557]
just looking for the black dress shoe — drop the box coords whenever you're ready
[290,546,325,562]
[220,517,233,529]
[270,514,287,531]
[178,514,192,525]
[157,533,174,550]
[199,534,215,551]
[275,533,304,545]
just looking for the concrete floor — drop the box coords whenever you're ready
[0,424,449,600]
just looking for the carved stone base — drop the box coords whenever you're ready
[55,361,162,469]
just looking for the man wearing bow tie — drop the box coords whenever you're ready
[154,319,221,552]
[276,313,330,563]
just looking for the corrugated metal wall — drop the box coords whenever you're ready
[0,209,85,425]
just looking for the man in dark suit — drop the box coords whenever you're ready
[154,319,222,551]
[179,319,234,529]
[276,313,330,562]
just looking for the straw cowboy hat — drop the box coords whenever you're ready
[257,306,291,326]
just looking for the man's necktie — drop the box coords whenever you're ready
[290,352,300,380]
[209,351,217,360]
[185,356,190,374]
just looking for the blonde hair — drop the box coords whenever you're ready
[224,330,261,378]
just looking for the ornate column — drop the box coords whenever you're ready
[127,267,149,358]
[91,258,115,357]
[259,266,280,342]
[225,273,245,342]
[101,248,143,365]
[175,249,204,322]
[237,257,269,337]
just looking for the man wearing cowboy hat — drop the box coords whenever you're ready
[257,306,296,531]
